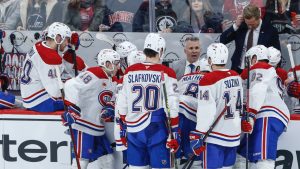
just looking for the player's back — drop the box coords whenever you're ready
[118,63,178,132]
[197,69,243,147]
[20,42,62,109]
[250,62,290,126]
[64,67,116,136]
[179,72,205,122]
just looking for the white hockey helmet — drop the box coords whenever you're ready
[47,22,71,45]
[97,49,120,72]
[207,43,228,65]
[246,45,269,62]
[144,33,166,58]
[268,46,281,66]
[116,41,137,58]
[199,58,212,72]
[127,50,146,66]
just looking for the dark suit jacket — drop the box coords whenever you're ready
[220,20,280,73]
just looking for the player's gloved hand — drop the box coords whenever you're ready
[100,103,115,122]
[166,132,181,153]
[189,130,205,156]
[287,81,300,98]
[119,121,127,147]
[61,105,81,126]
[61,112,76,126]
[242,116,255,134]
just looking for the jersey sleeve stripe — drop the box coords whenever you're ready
[179,101,197,112]
[23,91,48,103]
[23,89,46,100]
[0,99,14,108]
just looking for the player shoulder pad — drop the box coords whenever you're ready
[35,42,62,65]
[125,63,176,79]
[199,70,239,86]
[87,67,109,79]
[250,62,272,71]
[240,68,249,80]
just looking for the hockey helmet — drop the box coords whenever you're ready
[144,33,166,58]
[116,41,137,58]
[97,49,120,72]
[127,50,146,66]
[268,46,281,66]
[246,45,269,64]
[207,43,228,65]
[47,22,71,45]
[199,57,212,72]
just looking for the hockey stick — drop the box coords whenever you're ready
[95,33,116,50]
[245,55,251,169]
[182,98,233,169]
[54,66,81,169]
[161,72,178,169]
[70,32,79,76]
[287,44,298,81]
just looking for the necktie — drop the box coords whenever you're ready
[188,63,195,73]
[246,29,254,51]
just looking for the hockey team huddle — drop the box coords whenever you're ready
[1,21,300,169]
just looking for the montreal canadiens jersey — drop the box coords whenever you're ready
[0,92,15,109]
[117,63,179,133]
[196,69,243,147]
[61,51,87,81]
[178,72,205,122]
[249,62,290,127]
[64,67,117,136]
[20,42,63,110]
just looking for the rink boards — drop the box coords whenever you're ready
[0,109,299,169]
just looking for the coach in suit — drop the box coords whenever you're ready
[220,4,280,73]
[170,36,201,80]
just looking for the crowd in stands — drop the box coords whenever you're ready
[0,0,299,33]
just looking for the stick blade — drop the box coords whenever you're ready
[95,33,115,47]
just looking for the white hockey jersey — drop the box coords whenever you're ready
[117,63,179,133]
[178,72,205,122]
[20,42,63,109]
[64,67,117,136]
[249,62,290,127]
[196,69,243,147]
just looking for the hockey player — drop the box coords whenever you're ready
[61,49,121,169]
[238,45,290,169]
[116,33,180,169]
[268,46,287,83]
[116,41,138,77]
[189,43,243,169]
[177,58,211,168]
[20,22,71,112]
[62,49,87,81]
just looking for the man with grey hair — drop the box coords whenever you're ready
[170,36,201,80]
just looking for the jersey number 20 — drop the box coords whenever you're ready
[132,85,160,112]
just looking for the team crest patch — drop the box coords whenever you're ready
[161,160,167,165]
[98,90,113,106]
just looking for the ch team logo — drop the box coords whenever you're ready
[98,90,113,106]
[79,32,94,48]
[156,16,177,32]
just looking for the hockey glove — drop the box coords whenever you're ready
[242,116,255,134]
[166,132,181,153]
[100,104,115,122]
[287,81,300,98]
[189,130,205,156]
[61,105,81,126]
[61,112,77,126]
